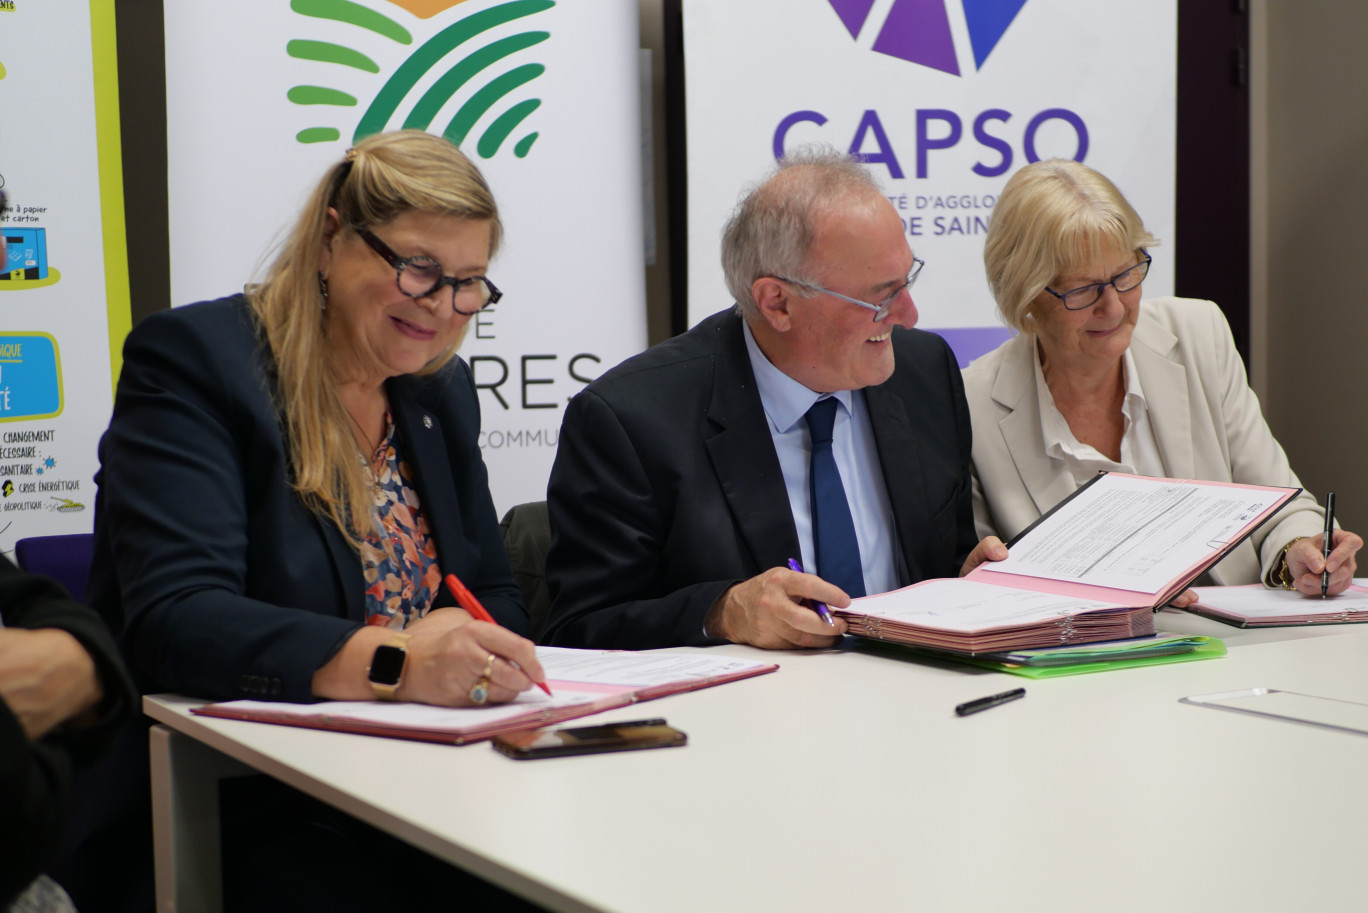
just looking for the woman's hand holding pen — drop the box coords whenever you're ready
[1285,529,1363,598]
[399,608,545,706]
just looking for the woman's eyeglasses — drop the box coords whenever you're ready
[1045,251,1151,311]
[354,226,502,316]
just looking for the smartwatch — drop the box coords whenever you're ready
[367,632,411,701]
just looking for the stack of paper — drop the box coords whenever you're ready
[949,632,1226,678]
[841,579,1154,652]
[1186,584,1368,627]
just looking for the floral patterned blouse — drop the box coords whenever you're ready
[360,414,441,629]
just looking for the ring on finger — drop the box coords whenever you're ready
[481,652,497,679]
[469,675,491,705]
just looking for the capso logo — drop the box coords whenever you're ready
[828,0,1027,75]
[288,0,553,157]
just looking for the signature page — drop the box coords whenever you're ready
[979,474,1289,596]
[1189,583,1368,625]
[537,647,774,687]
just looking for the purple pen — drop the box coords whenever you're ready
[786,558,836,626]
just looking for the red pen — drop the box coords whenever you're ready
[444,573,553,696]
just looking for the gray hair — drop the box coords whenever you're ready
[721,146,884,319]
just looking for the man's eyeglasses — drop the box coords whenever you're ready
[1045,251,1151,311]
[354,226,502,315]
[774,258,925,322]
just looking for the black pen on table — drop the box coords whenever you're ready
[955,687,1025,717]
[1322,491,1336,599]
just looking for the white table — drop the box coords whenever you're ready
[146,616,1368,913]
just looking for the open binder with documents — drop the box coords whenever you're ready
[193,647,777,745]
[837,472,1298,655]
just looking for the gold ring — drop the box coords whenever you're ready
[481,653,497,679]
[469,675,491,705]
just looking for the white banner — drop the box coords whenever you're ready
[165,0,646,515]
[0,0,128,554]
[684,0,1176,364]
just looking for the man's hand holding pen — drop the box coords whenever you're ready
[705,566,850,649]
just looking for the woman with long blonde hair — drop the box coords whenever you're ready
[91,130,543,707]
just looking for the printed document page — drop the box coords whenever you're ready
[850,579,1116,632]
[980,475,1287,594]
[207,649,776,729]
[1191,585,1368,619]
[536,647,772,685]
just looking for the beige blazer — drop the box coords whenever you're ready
[962,296,1325,585]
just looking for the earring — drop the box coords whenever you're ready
[317,271,329,309]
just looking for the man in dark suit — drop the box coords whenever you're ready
[544,150,1005,650]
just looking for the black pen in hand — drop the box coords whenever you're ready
[1322,491,1336,599]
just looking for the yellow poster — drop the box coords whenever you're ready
[0,0,130,552]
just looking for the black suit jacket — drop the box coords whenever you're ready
[87,295,525,702]
[0,557,135,906]
[543,308,976,649]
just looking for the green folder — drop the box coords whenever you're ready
[926,633,1227,679]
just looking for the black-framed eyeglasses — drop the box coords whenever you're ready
[773,258,925,322]
[1045,251,1151,311]
[354,226,502,315]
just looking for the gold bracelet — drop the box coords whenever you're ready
[1270,537,1306,590]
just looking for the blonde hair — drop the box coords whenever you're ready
[247,130,501,548]
[984,158,1157,334]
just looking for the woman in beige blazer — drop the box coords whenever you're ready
[963,159,1360,598]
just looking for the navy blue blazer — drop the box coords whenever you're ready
[88,295,525,702]
[543,308,977,650]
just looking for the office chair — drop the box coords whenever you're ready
[13,532,96,603]
[498,501,551,641]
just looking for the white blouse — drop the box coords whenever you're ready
[1033,344,1167,488]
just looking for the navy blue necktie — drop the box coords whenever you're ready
[805,397,865,598]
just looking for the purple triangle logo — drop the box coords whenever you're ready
[826,0,1028,75]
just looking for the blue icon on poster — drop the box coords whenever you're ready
[0,225,61,289]
[0,334,63,420]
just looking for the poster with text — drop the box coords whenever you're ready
[0,0,129,555]
[165,0,646,514]
[684,0,1176,365]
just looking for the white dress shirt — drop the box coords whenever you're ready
[742,320,899,595]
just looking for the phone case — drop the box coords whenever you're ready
[492,719,687,759]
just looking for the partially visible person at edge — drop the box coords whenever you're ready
[83,131,548,912]
[0,188,137,913]
[544,147,1007,651]
[963,158,1360,601]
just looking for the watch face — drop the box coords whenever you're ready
[368,644,406,686]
